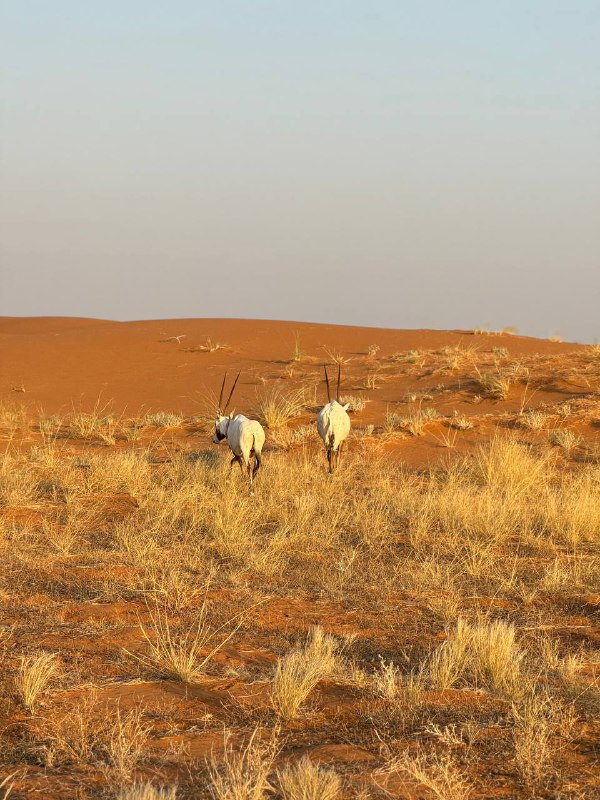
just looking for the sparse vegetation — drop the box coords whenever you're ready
[549,427,582,453]
[1,342,599,799]
[117,785,177,800]
[476,369,511,399]
[277,756,342,800]
[271,627,341,719]
[339,394,367,412]
[15,652,58,711]
[142,411,184,427]
[257,386,308,428]
[207,728,277,800]
[519,409,547,430]
[126,599,243,682]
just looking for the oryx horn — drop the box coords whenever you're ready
[323,365,331,403]
[223,371,241,412]
[218,372,227,413]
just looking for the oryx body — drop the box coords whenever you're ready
[212,372,265,485]
[213,413,265,484]
[317,366,351,472]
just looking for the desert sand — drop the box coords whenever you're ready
[0,318,598,799]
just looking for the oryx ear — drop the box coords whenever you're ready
[229,411,234,418]
[342,403,350,411]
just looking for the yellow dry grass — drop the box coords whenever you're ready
[1,407,599,798]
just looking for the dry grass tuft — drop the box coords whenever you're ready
[0,775,15,800]
[15,652,58,711]
[207,728,278,800]
[257,386,308,429]
[277,755,342,800]
[377,747,472,800]
[271,627,341,719]
[116,784,177,800]
[425,618,524,698]
[549,428,582,453]
[339,395,368,413]
[127,599,242,682]
[512,692,558,789]
[142,411,184,428]
[477,370,511,400]
[104,707,150,783]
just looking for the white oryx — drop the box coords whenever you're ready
[212,372,266,485]
[317,365,351,473]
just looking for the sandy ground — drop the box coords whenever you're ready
[1,318,599,799]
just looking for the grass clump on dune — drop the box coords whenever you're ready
[142,411,184,428]
[257,385,308,429]
[271,627,341,719]
[277,756,342,800]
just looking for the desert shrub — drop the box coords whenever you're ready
[277,756,341,800]
[257,386,307,428]
[477,371,511,400]
[512,692,560,789]
[142,411,184,427]
[449,415,473,430]
[339,395,367,412]
[117,785,177,800]
[207,728,277,800]
[549,428,582,453]
[377,746,472,800]
[519,410,547,430]
[0,402,26,430]
[271,627,341,719]
[424,618,523,698]
[15,652,58,711]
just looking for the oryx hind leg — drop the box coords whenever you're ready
[252,449,262,480]
[230,454,244,475]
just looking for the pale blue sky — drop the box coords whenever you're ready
[1,2,599,340]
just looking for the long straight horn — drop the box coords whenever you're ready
[224,371,241,412]
[218,372,227,413]
[323,365,331,403]
[337,364,341,402]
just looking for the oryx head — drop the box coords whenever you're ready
[213,371,240,442]
[323,364,349,410]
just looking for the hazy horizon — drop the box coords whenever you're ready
[1,2,599,342]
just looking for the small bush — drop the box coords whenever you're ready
[549,428,582,453]
[143,412,184,428]
[257,386,307,429]
[449,415,473,430]
[271,627,340,719]
[339,395,367,413]
[519,410,547,430]
[126,600,241,682]
[15,652,58,711]
[477,371,511,400]
[207,728,277,800]
[277,756,342,800]
[117,785,177,800]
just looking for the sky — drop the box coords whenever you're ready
[1,2,599,341]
